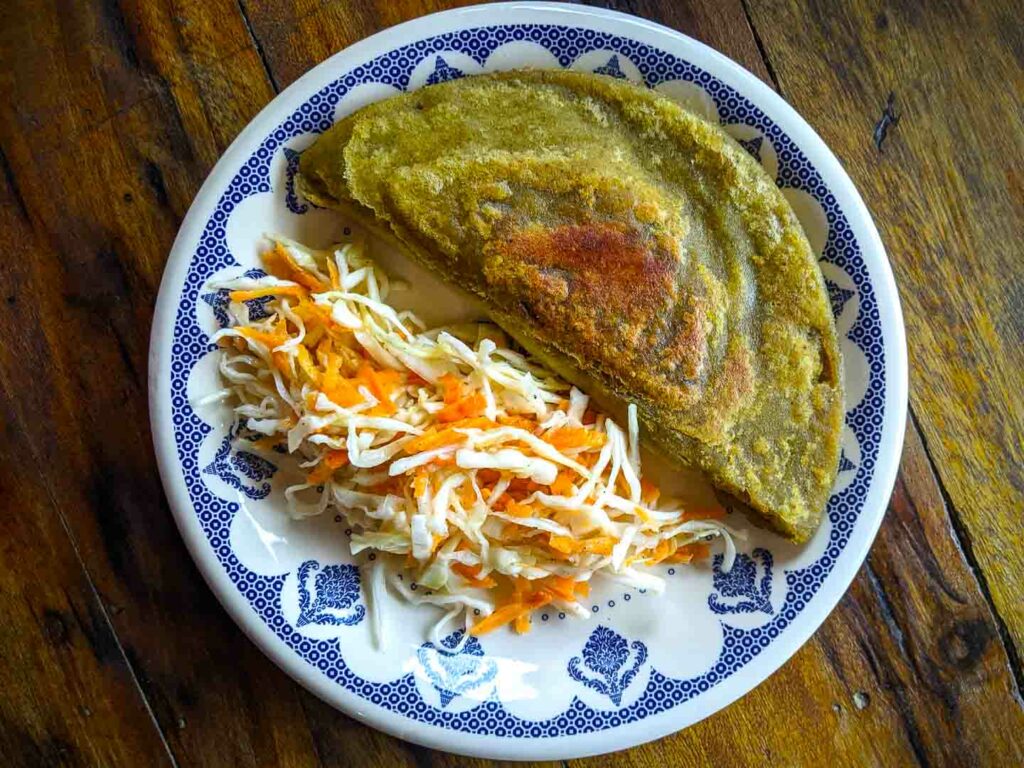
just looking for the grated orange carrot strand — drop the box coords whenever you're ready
[667,542,711,563]
[451,562,497,588]
[263,244,329,292]
[436,393,487,422]
[542,426,607,450]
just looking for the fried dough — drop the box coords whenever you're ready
[297,69,844,542]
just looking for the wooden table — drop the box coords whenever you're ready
[1,0,1021,765]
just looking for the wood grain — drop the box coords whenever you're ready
[744,0,1024,656]
[0,1,322,766]
[0,0,1020,765]
[0,181,172,767]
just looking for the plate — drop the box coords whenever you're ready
[149,2,908,759]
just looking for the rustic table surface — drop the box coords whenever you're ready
[1,0,1021,765]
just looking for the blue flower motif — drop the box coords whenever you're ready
[737,135,764,161]
[201,268,272,327]
[838,449,856,473]
[426,56,464,85]
[708,549,774,615]
[825,278,856,320]
[568,626,647,707]
[230,450,276,481]
[593,55,626,79]
[416,631,497,708]
[282,147,309,214]
[296,560,366,627]
[202,424,277,499]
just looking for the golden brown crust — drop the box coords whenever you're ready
[484,221,709,404]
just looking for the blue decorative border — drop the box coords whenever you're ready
[167,24,885,737]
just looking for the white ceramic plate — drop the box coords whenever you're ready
[149,2,908,759]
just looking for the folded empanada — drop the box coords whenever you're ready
[297,69,843,542]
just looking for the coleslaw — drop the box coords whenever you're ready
[208,235,738,645]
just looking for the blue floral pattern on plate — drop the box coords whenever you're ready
[426,56,464,85]
[826,278,856,318]
[838,449,856,472]
[709,549,774,615]
[282,147,309,214]
[416,632,497,707]
[737,135,764,161]
[164,21,889,741]
[296,560,366,627]
[202,424,277,500]
[568,626,648,707]
[593,54,627,79]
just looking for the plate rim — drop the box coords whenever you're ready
[149,1,909,759]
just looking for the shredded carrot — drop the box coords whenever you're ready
[295,345,321,386]
[271,351,292,378]
[236,325,288,350]
[641,538,676,565]
[667,542,711,563]
[404,417,497,454]
[324,449,349,469]
[640,478,660,506]
[470,592,552,636]
[514,613,531,634]
[451,562,497,588]
[322,376,363,408]
[580,537,615,556]
[549,470,575,497]
[292,297,334,327]
[616,473,632,497]
[356,363,402,415]
[548,535,615,556]
[457,484,477,508]
[314,337,333,368]
[537,575,577,602]
[436,392,487,422]
[547,535,578,555]
[505,500,535,518]
[305,451,348,484]
[542,426,607,451]
[263,244,329,292]
[438,373,465,405]
[413,471,429,499]
[497,415,537,431]
[476,469,502,485]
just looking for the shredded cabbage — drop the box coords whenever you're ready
[209,235,737,644]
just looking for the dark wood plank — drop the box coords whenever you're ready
[744,0,1024,654]
[241,0,773,91]
[0,402,170,768]
[0,1,323,765]
[0,173,173,767]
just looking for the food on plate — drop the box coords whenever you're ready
[297,69,844,542]
[210,236,738,640]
